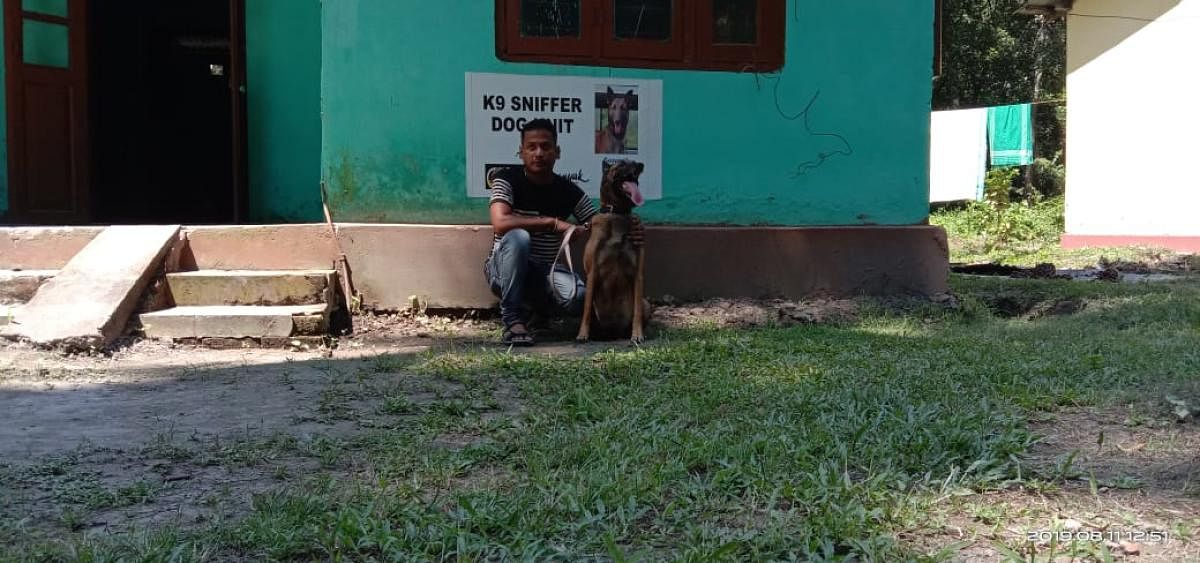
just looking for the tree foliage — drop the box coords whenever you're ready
[934,0,1066,110]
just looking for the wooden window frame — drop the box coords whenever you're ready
[601,0,685,61]
[696,0,783,68]
[503,0,597,58]
[496,0,785,72]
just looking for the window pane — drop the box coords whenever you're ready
[713,0,757,45]
[23,19,69,68]
[22,0,67,18]
[520,0,580,38]
[614,0,672,41]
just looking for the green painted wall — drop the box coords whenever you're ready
[245,0,322,222]
[321,1,933,226]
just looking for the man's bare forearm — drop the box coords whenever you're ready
[492,214,557,235]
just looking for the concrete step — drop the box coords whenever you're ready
[0,270,57,305]
[139,304,330,340]
[166,269,337,307]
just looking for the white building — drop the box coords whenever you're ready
[1022,0,1200,252]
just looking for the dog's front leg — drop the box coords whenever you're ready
[631,246,646,345]
[576,267,597,343]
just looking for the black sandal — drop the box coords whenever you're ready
[502,324,535,346]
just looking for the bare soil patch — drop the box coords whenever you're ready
[922,406,1200,562]
[0,339,520,537]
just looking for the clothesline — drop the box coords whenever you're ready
[936,99,1065,111]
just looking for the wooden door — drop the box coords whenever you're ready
[229,0,247,222]
[4,0,90,224]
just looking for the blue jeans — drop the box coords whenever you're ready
[484,229,585,328]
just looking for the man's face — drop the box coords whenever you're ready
[520,129,559,175]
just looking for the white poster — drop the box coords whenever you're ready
[465,72,663,200]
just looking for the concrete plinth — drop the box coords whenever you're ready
[2,223,950,315]
[1062,234,1200,253]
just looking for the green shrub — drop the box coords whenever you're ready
[1030,155,1065,197]
[983,168,1018,206]
[931,196,1064,252]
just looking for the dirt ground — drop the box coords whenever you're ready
[0,338,440,533]
[0,300,853,537]
[0,298,858,457]
[2,299,1197,560]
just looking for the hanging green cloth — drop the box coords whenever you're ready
[988,103,1034,166]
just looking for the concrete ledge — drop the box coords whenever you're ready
[336,224,496,309]
[0,227,103,269]
[182,223,948,309]
[1062,234,1200,253]
[7,224,950,310]
[182,224,337,270]
[644,226,949,302]
[333,224,949,309]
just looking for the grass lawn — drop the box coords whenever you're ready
[3,273,1198,561]
[931,197,1199,270]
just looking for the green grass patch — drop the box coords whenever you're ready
[931,197,1065,261]
[930,196,1193,268]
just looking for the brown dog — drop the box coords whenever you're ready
[595,87,632,154]
[576,160,647,344]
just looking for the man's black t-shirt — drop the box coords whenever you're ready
[489,167,597,265]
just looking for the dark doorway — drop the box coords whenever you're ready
[90,0,243,224]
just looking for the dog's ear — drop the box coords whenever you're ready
[607,86,614,97]
[635,162,644,175]
[625,90,634,100]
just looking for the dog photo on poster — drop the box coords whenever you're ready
[595,85,637,155]
[465,72,662,200]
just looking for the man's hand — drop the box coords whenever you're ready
[629,215,645,248]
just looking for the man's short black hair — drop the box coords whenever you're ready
[520,118,558,142]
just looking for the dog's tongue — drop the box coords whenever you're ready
[622,181,644,207]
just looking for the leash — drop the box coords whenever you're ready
[550,224,577,275]
[550,224,601,320]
